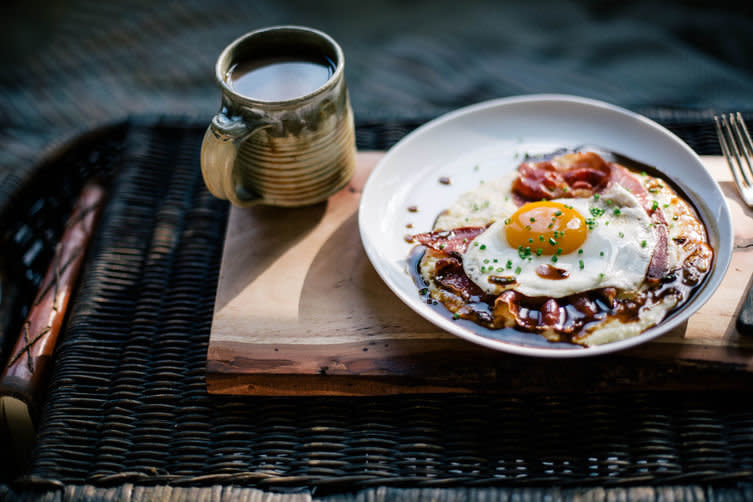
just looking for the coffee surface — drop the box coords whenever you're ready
[227,56,334,102]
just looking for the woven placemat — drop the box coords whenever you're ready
[1,118,752,499]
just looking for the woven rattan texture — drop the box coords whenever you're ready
[1,121,753,497]
[2,484,753,502]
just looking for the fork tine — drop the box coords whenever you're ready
[731,112,753,186]
[715,115,747,193]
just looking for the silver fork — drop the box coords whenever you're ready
[714,112,753,334]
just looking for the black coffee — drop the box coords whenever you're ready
[226,55,335,102]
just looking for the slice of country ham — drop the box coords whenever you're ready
[512,151,611,202]
[412,226,487,254]
[608,163,669,281]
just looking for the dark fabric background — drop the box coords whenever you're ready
[1,0,752,188]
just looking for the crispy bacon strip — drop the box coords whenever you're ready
[512,152,611,202]
[609,163,669,281]
[434,256,485,301]
[413,226,486,254]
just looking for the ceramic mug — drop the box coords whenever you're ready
[201,26,356,207]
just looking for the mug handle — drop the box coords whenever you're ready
[200,107,270,207]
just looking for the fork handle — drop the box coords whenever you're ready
[739,280,753,335]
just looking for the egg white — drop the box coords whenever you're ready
[461,184,656,298]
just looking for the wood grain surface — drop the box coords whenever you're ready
[206,153,753,395]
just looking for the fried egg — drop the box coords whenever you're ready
[461,184,656,298]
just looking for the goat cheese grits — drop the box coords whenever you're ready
[409,148,713,347]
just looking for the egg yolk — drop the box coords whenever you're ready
[504,201,587,255]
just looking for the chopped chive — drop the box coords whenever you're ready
[529,217,536,223]
[556,248,563,255]
[578,249,583,255]
[651,200,659,211]
[483,259,490,264]
[453,313,460,320]
[579,259,584,270]
[506,260,512,269]
[641,240,647,248]
[480,244,487,250]
[515,266,522,274]
[613,208,621,216]
[600,251,604,256]
[551,255,559,263]
[554,210,562,216]
[536,248,543,256]
[548,237,557,246]
[528,238,534,244]
[504,218,511,225]
[606,199,613,206]
[539,235,545,242]
[619,232,624,238]
[548,223,553,229]
[593,194,600,200]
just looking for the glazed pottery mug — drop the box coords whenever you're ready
[201,26,356,207]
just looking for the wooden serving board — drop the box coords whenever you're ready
[206,153,753,395]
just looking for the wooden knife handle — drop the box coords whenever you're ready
[0,182,106,409]
[739,279,753,335]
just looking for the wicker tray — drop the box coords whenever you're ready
[1,117,753,498]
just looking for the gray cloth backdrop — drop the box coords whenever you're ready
[2,0,752,188]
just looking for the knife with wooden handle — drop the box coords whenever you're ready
[0,182,106,413]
